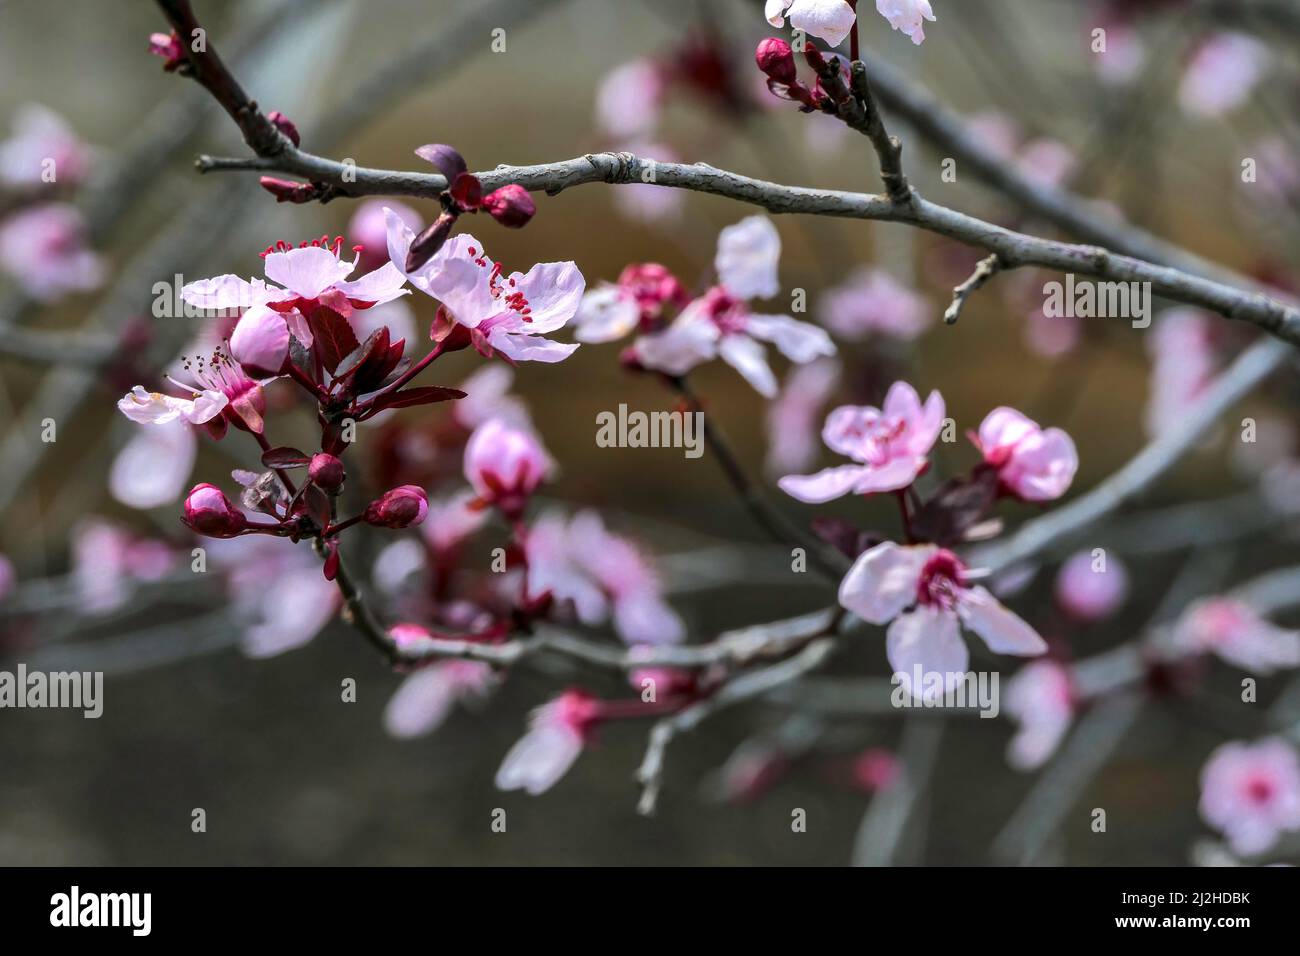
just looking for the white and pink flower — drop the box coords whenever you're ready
[181,235,409,375]
[387,215,583,364]
[495,689,601,794]
[1173,598,1300,675]
[764,0,858,47]
[1145,308,1217,439]
[117,342,270,437]
[1199,737,1300,856]
[634,216,834,397]
[383,626,497,739]
[838,542,1047,699]
[972,407,1078,502]
[779,381,944,503]
[874,0,936,46]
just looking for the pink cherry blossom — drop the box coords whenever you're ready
[595,59,665,139]
[1199,737,1300,856]
[464,418,553,517]
[1016,138,1076,189]
[778,381,944,503]
[818,268,931,341]
[765,357,841,476]
[635,217,834,397]
[853,748,901,792]
[838,542,1047,700]
[765,0,858,47]
[875,0,936,46]
[1179,32,1269,118]
[1005,660,1075,770]
[117,341,270,436]
[383,649,496,739]
[495,689,600,794]
[1091,20,1145,86]
[0,203,103,301]
[422,490,492,556]
[1145,308,1217,438]
[1173,598,1300,675]
[0,104,92,186]
[387,216,583,363]
[181,235,408,374]
[973,407,1078,502]
[1055,550,1129,622]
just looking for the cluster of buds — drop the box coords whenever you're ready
[753,38,850,113]
[404,144,537,272]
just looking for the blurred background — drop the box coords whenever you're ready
[0,0,1298,865]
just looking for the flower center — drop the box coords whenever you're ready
[469,246,532,322]
[176,342,255,399]
[700,287,747,334]
[1245,775,1275,805]
[916,549,967,610]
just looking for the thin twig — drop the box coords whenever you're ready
[944,253,1002,325]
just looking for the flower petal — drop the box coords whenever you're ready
[838,541,932,624]
[957,585,1048,656]
[886,606,969,701]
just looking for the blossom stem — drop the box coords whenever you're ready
[365,339,446,407]
[848,0,859,62]
[323,514,363,537]
[895,490,915,543]
[671,377,848,580]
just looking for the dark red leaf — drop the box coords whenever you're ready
[261,446,311,468]
[335,327,387,383]
[301,484,333,530]
[373,386,466,411]
[909,467,1001,546]
[305,305,361,375]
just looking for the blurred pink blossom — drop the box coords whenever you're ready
[349,199,420,273]
[818,268,931,341]
[838,542,1047,700]
[779,381,944,503]
[1179,32,1269,117]
[1144,309,1216,438]
[464,418,553,518]
[765,357,841,476]
[594,59,665,139]
[974,407,1078,502]
[384,653,496,739]
[495,689,600,794]
[1200,737,1300,856]
[0,104,92,186]
[109,416,197,510]
[1055,550,1129,621]
[1173,598,1300,674]
[1005,660,1075,770]
[0,203,103,301]
[72,519,175,615]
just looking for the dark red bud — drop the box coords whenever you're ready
[755,38,797,85]
[448,172,483,211]
[182,483,248,538]
[364,485,429,529]
[258,176,323,204]
[482,185,536,228]
[803,44,829,74]
[267,110,301,147]
[308,453,345,494]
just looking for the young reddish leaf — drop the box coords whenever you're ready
[909,467,1002,546]
[301,484,333,530]
[374,386,466,411]
[335,327,388,383]
[305,304,361,374]
[261,446,312,468]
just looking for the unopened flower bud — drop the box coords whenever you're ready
[258,176,324,204]
[309,453,345,494]
[364,485,429,529]
[182,483,247,538]
[414,143,468,182]
[149,31,185,72]
[482,185,536,228]
[803,44,830,74]
[267,110,301,147]
[755,38,797,85]
[405,211,458,273]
